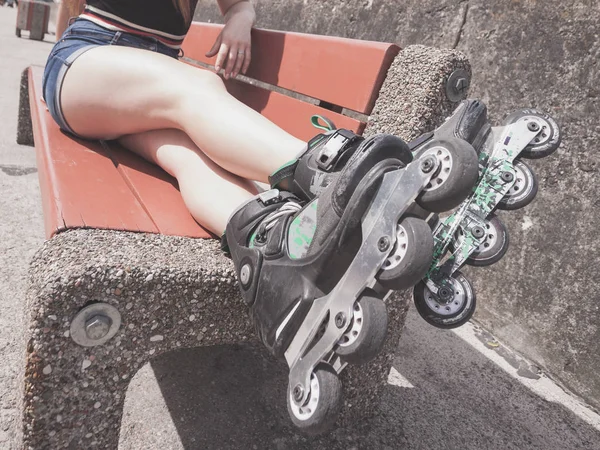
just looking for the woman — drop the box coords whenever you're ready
[45,0,474,430]
[50,0,301,234]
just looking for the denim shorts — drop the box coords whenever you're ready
[42,18,180,137]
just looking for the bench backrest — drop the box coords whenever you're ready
[182,24,399,141]
[30,23,399,239]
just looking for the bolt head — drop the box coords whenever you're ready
[85,315,112,341]
[527,121,540,132]
[378,236,390,252]
[438,286,454,302]
[455,77,468,92]
[501,171,514,183]
[420,156,436,174]
[240,264,251,285]
[446,69,470,102]
[293,384,304,402]
[472,226,485,239]
[335,312,347,329]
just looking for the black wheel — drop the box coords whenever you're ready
[377,217,434,291]
[497,160,538,211]
[335,295,388,364]
[413,271,476,329]
[16,27,21,38]
[452,215,509,267]
[504,109,561,159]
[416,137,479,212]
[287,364,343,435]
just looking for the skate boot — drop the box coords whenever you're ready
[225,129,481,434]
[412,101,561,329]
[269,126,411,202]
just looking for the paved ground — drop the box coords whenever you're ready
[1,6,600,449]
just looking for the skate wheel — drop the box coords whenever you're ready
[335,294,388,364]
[498,160,538,211]
[452,215,509,267]
[377,217,434,291]
[416,137,479,212]
[504,109,561,159]
[413,271,476,329]
[287,364,343,435]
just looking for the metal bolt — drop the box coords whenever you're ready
[85,315,112,341]
[471,226,485,239]
[240,264,251,285]
[293,384,304,402]
[438,286,453,302]
[501,171,514,183]
[446,69,470,102]
[335,312,347,329]
[378,236,390,252]
[455,77,468,93]
[527,121,540,132]
[420,156,436,174]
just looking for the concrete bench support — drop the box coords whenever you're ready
[22,230,410,448]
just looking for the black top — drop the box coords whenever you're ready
[85,0,199,38]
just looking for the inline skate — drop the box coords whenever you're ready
[411,102,561,328]
[223,109,483,433]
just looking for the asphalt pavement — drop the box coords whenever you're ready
[1,6,600,449]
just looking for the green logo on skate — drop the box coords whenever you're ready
[288,199,318,259]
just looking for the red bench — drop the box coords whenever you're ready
[18,22,470,448]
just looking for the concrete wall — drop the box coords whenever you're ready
[194,0,600,410]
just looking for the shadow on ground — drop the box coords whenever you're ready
[120,310,600,450]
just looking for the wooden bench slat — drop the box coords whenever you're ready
[225,79,365,139]
[103,144,212,239]
[29,67,159,238]
[182,23,399,115]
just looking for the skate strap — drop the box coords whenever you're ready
[311,115,336,132]
[268,161,298,190]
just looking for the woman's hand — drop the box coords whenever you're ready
[206,1,256,79]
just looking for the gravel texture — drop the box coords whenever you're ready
[365,45,471,140]
[17,69,33,147]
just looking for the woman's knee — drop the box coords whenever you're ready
[195,68,226,90]
[171,67,227,108]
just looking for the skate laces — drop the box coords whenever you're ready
[255,201,302,242]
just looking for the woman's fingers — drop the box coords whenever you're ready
[242,46,251,74]
[232,47,246,78]
[206,26,252,78]
[215,42,229,73]
[205,32,222,58]
[224,46,239,79]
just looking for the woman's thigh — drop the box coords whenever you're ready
[60,44,225,140]
[119,129,258,233]
[118,128,238,180]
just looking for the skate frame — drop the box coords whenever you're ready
[285,150,441,406]
[425,119,544,293]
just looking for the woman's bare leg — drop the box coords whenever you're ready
[119,128,258,235]
[61,45,306,183]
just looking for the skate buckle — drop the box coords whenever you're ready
[258,189,282,206]
[317,133,350,171]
